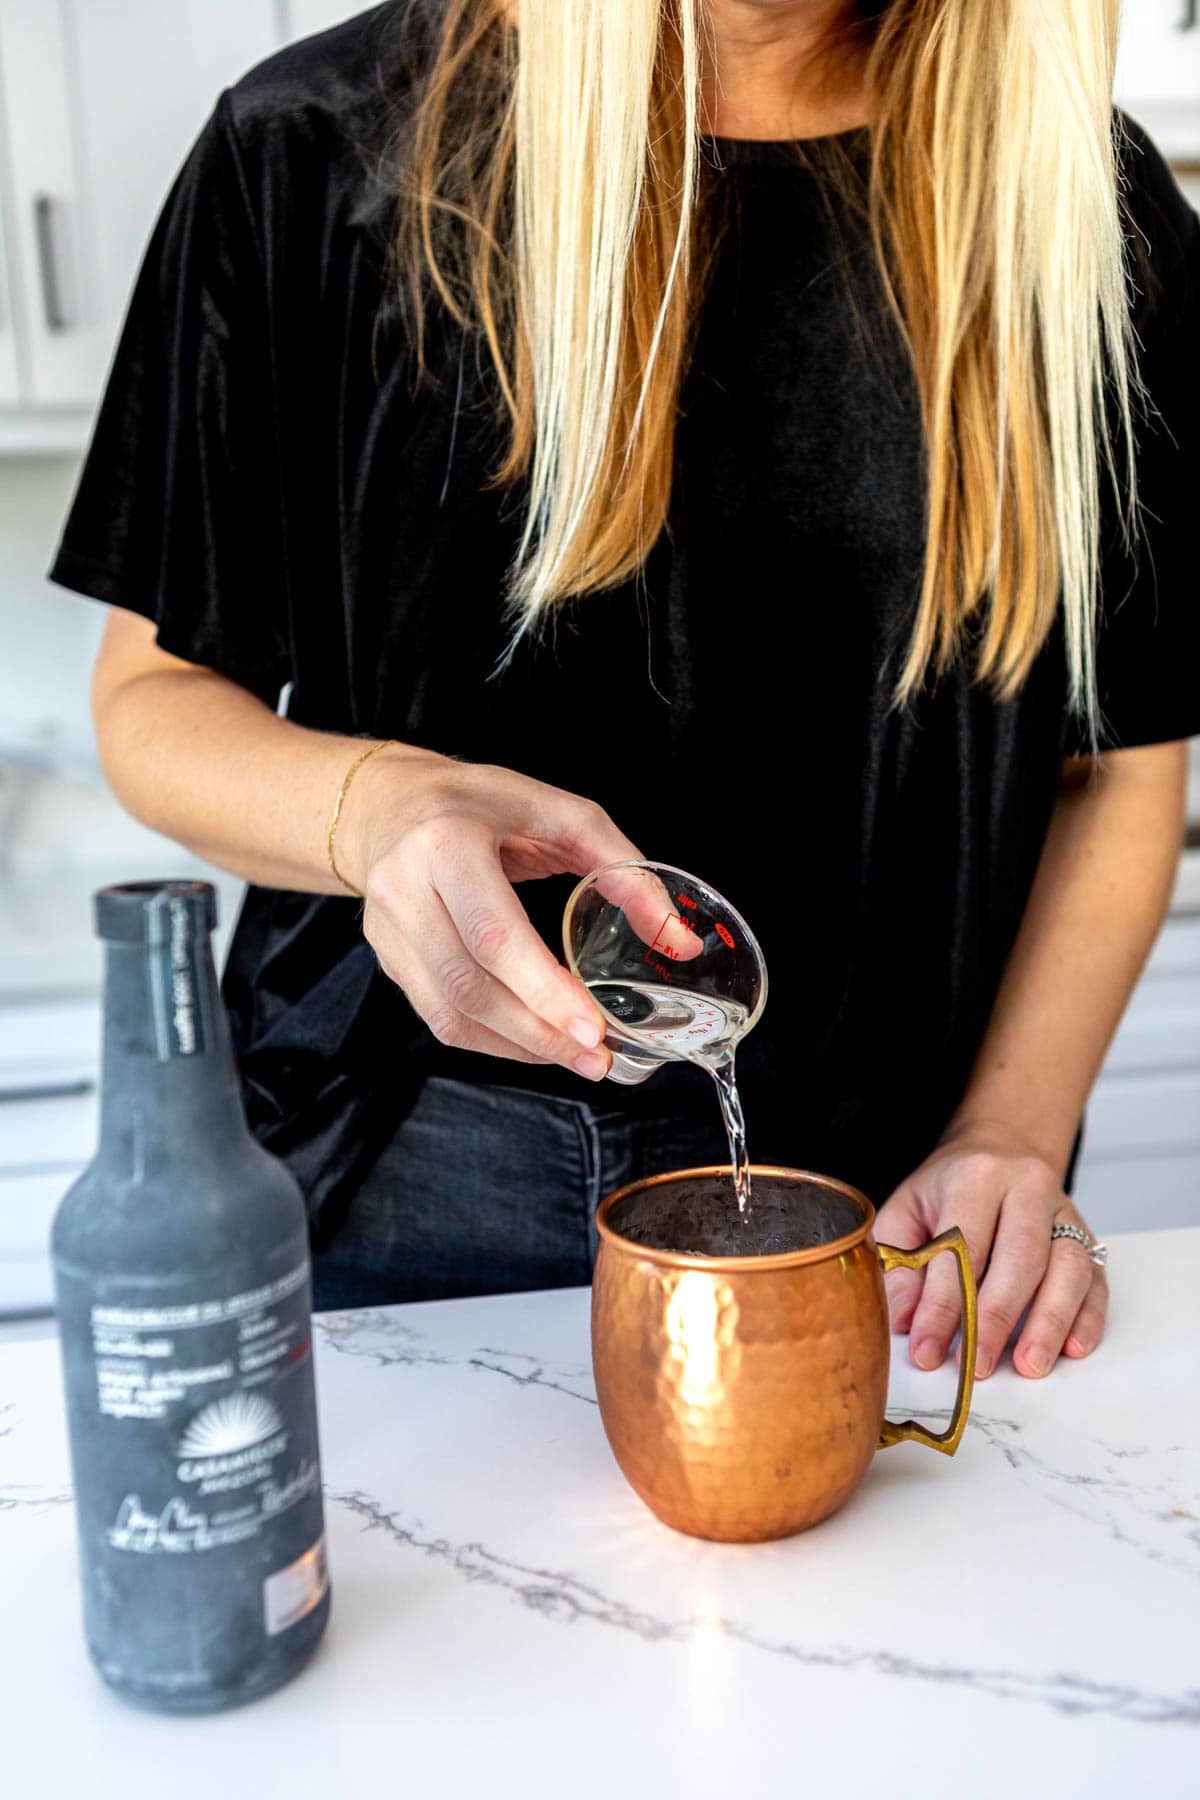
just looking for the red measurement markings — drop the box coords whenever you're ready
[644,909,685,979]
[714,922,735,949]
[648,912,674,952]
[676,893,697,909]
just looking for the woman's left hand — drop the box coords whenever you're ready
[873,1120,1109,1380]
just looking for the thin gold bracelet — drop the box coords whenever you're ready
[327,739,399,898]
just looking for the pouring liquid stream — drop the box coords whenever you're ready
[707,1054,753,1216]
[587,978,755,1217]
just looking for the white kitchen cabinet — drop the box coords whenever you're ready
[0,995,99,1316]
[0,997,99,1095]
[0,1172,78,1312]
[66,1,280,364]
[0,172,20,405]
[1074,915,1200,1236]
[0,1089,98,1172]
[1116,1,1200,159]
[0,0,281,446]
[0,0,100,407]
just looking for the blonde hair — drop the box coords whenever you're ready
[396,0,1139,725]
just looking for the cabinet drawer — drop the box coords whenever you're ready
[0,1167,78,1313]
[1083,1069,1200,1158]
[0,998,99,1095]
[1097,918,1200,1073]
[0,1089,98,1171]
[1073,1150,1200,1237]
[0,1165,77,1257]
[1137,916,1200,979]
[1102,987,1200,1072]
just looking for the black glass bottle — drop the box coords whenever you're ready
[52,881,330,1711]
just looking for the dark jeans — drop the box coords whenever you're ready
[309,1075,732,1311]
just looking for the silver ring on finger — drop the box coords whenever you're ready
[1050,1221,1108,1268]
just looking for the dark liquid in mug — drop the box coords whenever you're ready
[607,1173,864,1259]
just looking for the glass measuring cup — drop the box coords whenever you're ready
[562,861,767,1086]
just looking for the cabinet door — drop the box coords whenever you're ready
[0,0,101,405]
[1116,1,1200,158]
[284,1,372,40]
[0,150,20,404]
[66,0,281,371]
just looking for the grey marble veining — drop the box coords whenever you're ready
[316,1308,600,1405]
[907,1404,1200,1586]
[328,1486,1200,1726]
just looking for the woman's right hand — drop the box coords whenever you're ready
[340,746,646,1080]
[90,611,685,1083]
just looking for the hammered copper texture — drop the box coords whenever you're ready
[592,1168,891,1543]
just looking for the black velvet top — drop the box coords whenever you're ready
[49,2,1200,1234]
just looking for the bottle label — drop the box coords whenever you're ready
[148,891,210,1060]
[88,1259,322,1558]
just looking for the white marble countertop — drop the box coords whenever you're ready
[2,1227,1198,1798]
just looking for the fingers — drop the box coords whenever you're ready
[886,1266,927,1336]
[905,1206,993,1372]
[871,1187,929,1333]
[963,1187,1060,1378]
[433,825,612,1046]
[1014,1233,1108,1377]
[365,856,612,1081]
[1062,1268,1109,1360]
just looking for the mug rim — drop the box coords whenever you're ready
[595,1164,877,1272]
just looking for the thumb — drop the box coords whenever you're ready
[873,1182,929,1335]
[552,794,704,965]
[591,862,707,964]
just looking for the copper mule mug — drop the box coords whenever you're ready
[592,1166,978,1542]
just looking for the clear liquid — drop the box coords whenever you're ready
[589,980,754,1214]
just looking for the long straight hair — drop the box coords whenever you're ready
[395,0,1139,724]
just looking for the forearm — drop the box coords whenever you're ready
[91,608,641,1078]
[92,612,435,894]
[944,741,1188,1176]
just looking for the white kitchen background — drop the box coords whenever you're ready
[0,3,1198,1317]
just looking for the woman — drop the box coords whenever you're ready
[51,0,1196,1377]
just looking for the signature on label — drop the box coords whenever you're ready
[105,1460,319,1555]
[108,1494,211,1554]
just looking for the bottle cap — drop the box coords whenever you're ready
[93,880,218,947]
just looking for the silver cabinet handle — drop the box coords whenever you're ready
[33,194,69,333]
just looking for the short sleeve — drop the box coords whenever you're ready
[1078,117,1200,753]
[48,93,290,707]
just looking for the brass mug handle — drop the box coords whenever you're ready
[875,1226,978,1456]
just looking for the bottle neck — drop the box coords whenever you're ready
[98,925,246,1155]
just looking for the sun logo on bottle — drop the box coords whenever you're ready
[178,1392,284,1458]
